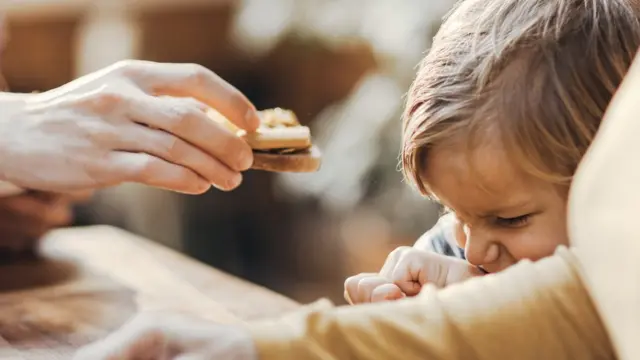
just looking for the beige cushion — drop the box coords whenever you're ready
[569,50,640,360]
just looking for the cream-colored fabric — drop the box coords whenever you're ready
[250,247,614,360]
[567,50,640,360]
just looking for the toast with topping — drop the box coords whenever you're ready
[209,107,321,173]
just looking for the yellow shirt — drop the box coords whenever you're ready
[249,247,614,360]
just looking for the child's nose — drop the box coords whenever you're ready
[464,229,500,267]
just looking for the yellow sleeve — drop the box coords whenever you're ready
[248,247,615,360]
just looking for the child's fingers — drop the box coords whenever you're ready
[344,273,374,304]
[357,276,393,303]
[379,246,407,277]
[382,248,453,294]
[370,283,405,303]
[380,251,425,296]
[389,264,423,296]
[344,273,391,304]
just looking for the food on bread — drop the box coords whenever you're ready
[208,107,321,173]
[240,108,312,150]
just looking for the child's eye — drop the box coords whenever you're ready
[495,214,531,227]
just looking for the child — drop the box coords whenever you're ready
[345,0,640,304]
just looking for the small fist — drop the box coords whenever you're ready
[343,273,406,304]
[344,247,484,305]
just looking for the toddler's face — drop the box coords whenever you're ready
[425,143,569,273]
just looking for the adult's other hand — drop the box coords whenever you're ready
[0,190,93,255]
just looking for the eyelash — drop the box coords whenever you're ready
[495,214,531,227]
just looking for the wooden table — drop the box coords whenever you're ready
[0,225,300,359]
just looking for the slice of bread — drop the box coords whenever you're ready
[208,108,321,173]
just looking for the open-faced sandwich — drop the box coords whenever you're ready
[209,107,321,173]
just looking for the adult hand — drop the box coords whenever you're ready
[344,247,484,304]
[73,313,257,360]
[0,190,92,254]
[0,60,259,194]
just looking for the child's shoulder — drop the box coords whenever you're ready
[414,213,466,260]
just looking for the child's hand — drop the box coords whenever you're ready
[344,247,484,305]
[343,273,406,304]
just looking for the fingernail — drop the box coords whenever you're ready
[245,107,260,130]
[237,151,254,171]
[194,181,211,194]
[226,173,242,190]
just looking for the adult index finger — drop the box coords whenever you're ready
[123,60,261,131]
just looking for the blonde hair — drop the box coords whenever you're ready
[402,0,640,196]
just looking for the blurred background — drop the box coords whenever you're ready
[0,0,455,304]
